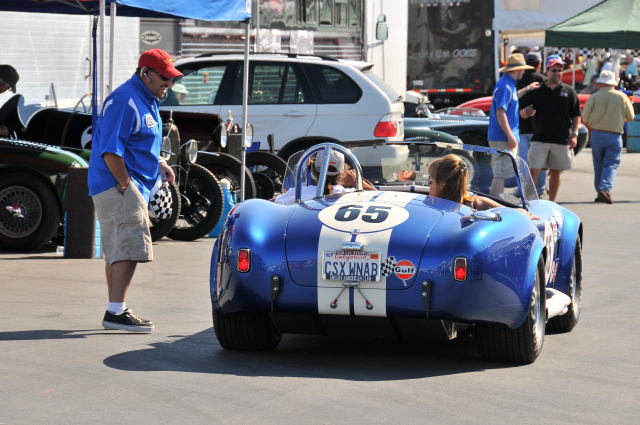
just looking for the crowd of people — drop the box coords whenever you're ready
[490,49,636,205]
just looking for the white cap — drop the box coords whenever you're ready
[172,83,188,94]
[314,150,345,176]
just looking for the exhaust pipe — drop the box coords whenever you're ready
[546,288,571,320]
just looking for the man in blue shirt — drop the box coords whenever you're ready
[624,54,638,78]
[488,53,539,197]
[89,48,180,332]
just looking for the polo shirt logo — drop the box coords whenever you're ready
[560,92,568,97]
[145,114,156,128]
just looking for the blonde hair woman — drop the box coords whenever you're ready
[427,154,539,220]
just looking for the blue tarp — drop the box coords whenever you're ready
[0,0,251,21]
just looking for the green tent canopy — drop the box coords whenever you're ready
[545,0,640,48]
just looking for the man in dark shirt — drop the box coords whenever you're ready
[517,52,547,195]
[520,55,581,202]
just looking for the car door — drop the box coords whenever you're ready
[220,61,317,150]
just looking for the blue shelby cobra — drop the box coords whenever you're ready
[210,141,583,363]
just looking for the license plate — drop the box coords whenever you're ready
[322,251,381,282]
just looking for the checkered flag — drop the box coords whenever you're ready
[381,256,397,277]
[149,179,173,220]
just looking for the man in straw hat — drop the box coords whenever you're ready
[488,53,540,197]
[520,55,582,203]
[582,70,635,204]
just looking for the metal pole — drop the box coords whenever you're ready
[240,19,251,202]
[108,2,116,95]
[572,48,576,88]
[99,0,105,108]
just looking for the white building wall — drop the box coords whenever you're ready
[365,0,408,95]
[0,12,139,109]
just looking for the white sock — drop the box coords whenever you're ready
[108,302,126,315]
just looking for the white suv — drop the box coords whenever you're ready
[161,54,404,159]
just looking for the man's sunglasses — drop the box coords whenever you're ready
[149,69,179,83]
[548,68,563,73]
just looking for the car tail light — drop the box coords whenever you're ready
[237,249,250,272]
[454,257,467,281]
[374,114,399,137]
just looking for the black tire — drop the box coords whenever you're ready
[149,182,181,242]
[548,237,582,332]
[0,173,61,252]
[213,309,282,351]
[196,152,256,200]
[476,257,546,363]
[167,164,224,241]
[251,172,276,200]
[246,151,287,190]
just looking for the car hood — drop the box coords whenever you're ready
[285,191,443,290]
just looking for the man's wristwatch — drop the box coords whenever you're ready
[572,130,579,136]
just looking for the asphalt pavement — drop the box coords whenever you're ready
[1,148,639,424]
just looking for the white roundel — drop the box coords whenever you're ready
[318,202,409,233]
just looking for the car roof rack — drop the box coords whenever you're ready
[194,51,340,62]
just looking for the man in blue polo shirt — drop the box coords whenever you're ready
[88,48,180,332]
[488,53,540,197]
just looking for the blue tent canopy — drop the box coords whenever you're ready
[0,0,251,21]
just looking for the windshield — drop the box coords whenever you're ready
[17,83,57,127]
[281,142,537,208]
[351,143,536,207]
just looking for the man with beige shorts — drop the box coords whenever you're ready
[520,55,582,202]
[88,49,180,332]
[487,53,539,197]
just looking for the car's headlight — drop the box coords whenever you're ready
[182,139,198,164]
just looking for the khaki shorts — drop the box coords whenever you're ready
[528,141,574,171]
[92,184,153,265]
[488,141,518,178]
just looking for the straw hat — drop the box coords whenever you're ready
[499,53,534,73]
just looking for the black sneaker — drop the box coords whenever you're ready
[102,308,155,332]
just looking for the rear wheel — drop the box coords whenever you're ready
[213,309,281,351]
[149,182,180,242]
[246,151,287,198]
[197,152,256,200]
[547,238,582,332]
[476,257,546,363]
[167,164,224,241]
[0,173,61,252]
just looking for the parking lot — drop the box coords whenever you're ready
[1,148,639,424]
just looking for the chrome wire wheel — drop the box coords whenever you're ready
[0,186,43,238]
[531,273,544,353]
[569,249,582,322]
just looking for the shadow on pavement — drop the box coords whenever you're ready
[103,328,519,381]
[0,329,104,340]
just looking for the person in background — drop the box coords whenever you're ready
[88,48,179,332]
[624,54,638,79]
[581,54,598,85]
[0,64,20,137]
[172,83,188,104]
[582,70,635,204]
[517,52,547,196]
[520,55,582,202]
[487,53,539,198]
[427,154,539,220]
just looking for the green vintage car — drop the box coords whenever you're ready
[0,138,88,252]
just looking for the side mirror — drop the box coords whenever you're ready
[220,124,228,148]
[376,14,388,41]
[245,123,253,148]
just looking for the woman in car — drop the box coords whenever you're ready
[274,151,376,205]
[427,154,539,220]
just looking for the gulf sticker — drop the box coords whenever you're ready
[394,260,416,280]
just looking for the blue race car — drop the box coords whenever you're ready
[210,141,583,363]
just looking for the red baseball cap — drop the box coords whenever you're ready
[138,48,183,79]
